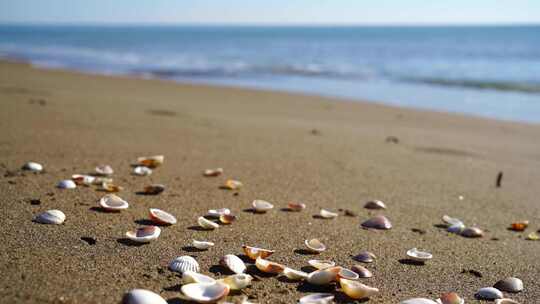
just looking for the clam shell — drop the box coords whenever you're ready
[220,254,246,274]
[57,179,76,189]
[133,166,152,176]
[252,200,274,213]
[337,267,360,280]
[192,240,214,250]
[149,208,177,225]
[353,251,376,263]
[99,194,129,211]
[242,245,274,260]
[461,227,484,238]
[198,217,219,230]
[125,226,161,243]
[406,248,432,263]
[308,260,336,270]
[181,282,230,303]
[351,265,372,278]
[204,168,223,177]
[495,299,521,304]
[361,215,392,229]
[169,256,200,274]
[34,209,66,224]
[71,174,95,186]
[340,278,379,299]
[95,165,114,176]
[137,155,164,168]
[287,202,306,211]
[207,208,231,218]
[22,162,43,172]
[219,214,236,224]
[298,293,334,304]
[283,267,308,281]
[224,179,243,190]
[255,257,285,274]
[143,184,165,195]
[436,292,464,304]
[220,274,253,290]
[509,221,528,231]
[476,287,503,300]
[319,209,338,219]
[400,299,439,304]
[122,289,167,304]
[364,200,386,210]
[182,271,216,284]
[494,277,523,293]
[306,267,340,285]
[305,239,326,253]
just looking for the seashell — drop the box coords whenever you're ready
[353,251,376,263]
[447,223,465,234]
[255,256,285,274]
[133,166,152,176]
[192,240,214,250]
[493,277,523,293]
[436,292,464,304]
[298,293,334,304]
[406,248,432,263]
[495,299,521,304]
[22,162,43,172]
[476,287,503,300]
[219,274,253,290]
[149,208,177,225]
[220,254,246,274]
[34,209,65,224]
[207,208,231,218]
[204,168,223,177]
[442,215,464,227]
[400,299,439,304]
[340,278,379,299]
[305,239,326,253]
[364,200,386,210]
[242,245,275,260]
[461,227,484,238]
[125,226,161,243]
[283,267,308,281]
[361,215,392,229]
[95,165,113,176]
[287,202,306,211]
[137,155,164,168]
[169,256,200,274]
[122,289,167,304]
[219,214,236,224]
[143,184,165,195]
[306,267,340,285]
[351,265,372,278]
[223,179,243,190]
[72,174,96,186]
[57,179,77,189]
[337,267,360,280]
[252,200,273,213]
[100,181,123,192]
[182,271,216,284]
[509,221,528,231]
[308,260,336,270]
[319,209,338,219]
[198,216,219,230]
[99,194,129,211]
[181,282,230,303]
[526,232,539,240]
[93,176,112,185]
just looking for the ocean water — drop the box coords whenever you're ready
[1,25,539,123]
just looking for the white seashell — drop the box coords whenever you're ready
[137,155,164,168]
[125,226,161,243]
[435,292,464,304]
[223,179,243,190]
[298,293,334,304]
[169,256,200,274]
[308,259,335,270]
[99,194,129,211]
[71,174,96,186]
[242,245,274,260]
[361,215,392,229]
[319,209,338,219]
[337,267,359,280]
[255,256,285,274]
[192,240,214,250]
[364,200,386,210]
[494,277,523,293]
[182,271,216,284]
[133,166,152,176]
[219,274,253,290]
[495,299,521,304]
[95,165,114,176]
[283,267,308,281]
[220,254,246,274]
[122,289,167,304]
[406,248,432,263]
[34,209,65,224]
[207,208,231,218]
[204,168,223,177]
[181,282,230,303]
[447,223,465,234]
[252,200,274,213]
[476,287,503,300]
[305,239,326,253]
[22,162,43,172]
[306,267,340,285]
[340,278,379,299]
[198,216,219,230]
[442,215,464,227]
[57,179,76,189]
[149,208,177,225]
[400,298,439,304]
[461,226,484,238]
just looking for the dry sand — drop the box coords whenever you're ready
[1,60,539,303]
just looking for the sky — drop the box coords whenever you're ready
[0,0,539,25]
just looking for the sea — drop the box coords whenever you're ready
[1,25,539,123]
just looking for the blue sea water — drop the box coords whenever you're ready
[1,25,539,122]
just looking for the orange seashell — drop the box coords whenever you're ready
[219,214,237,224]
[242,246,275,260]
[510,221,529,231]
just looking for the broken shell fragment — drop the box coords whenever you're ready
[526,232,539,240]
[319,209,338,219]
[198,216,219,230]
[22,162,43,172]
[143,184,165,195]
[181,282,230,303]
[219,214,236,224]
[34,209,66,224]
[364,200,386,210]
[305,239,326,253]
[400,299,438,304]
[495,299,521,304]
[442,215,463,227]
[298,293,334,304]
[361,215,392,229]
[57,179,77,189]
[72,174,96,186]
[169,256,200,274]
[220,254,246,274]
[122,289,167,304]
[133,166,152,176]
[287,202,306,211]
[252,200,274,213]
[207,208,231,218]
[406,248,433,263]
[100,181,123,192]
[340,279,379,299]
[436,292,464,304]
[351,265,373,278]
[461,227,484,238]
[93,176,112,185]
[283,267,308,281]
[125,226,161,243]
[255,257,285,274]
[308,260,336,270]
[95,165,114,176]
[137,155,164,168]
[192,240,214,250]
[220,274,253,290]
[182,271,216,284]
[353,251,376,263]
[510,221,528,231]
[447,223,465,234]
[223,179,243,190]
[204,168,223,177]
[242,245,275,260]
[337,267,360,280]
[306,267,340,285]
[476,287,503,300]
[149,208,177,225]
[494,277,523,293]
[99,194,129,211]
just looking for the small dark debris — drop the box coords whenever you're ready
[8,180,16,185]
[81,237,97,245]
[491,237,500,241]
[344,209,357,217]
[29,199,41,205]
[310,129,321,135]
[386,136,399,144]
[496,171,503,188]
[46,192,54,196]
[411,228,426,234]
[461,269,482,278]
[233,192,239,196]
[29,98,47,106]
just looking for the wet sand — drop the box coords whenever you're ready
[1,60,539,303]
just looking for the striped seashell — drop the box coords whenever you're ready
[169,256,200,274]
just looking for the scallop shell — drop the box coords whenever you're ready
[181,282,230,303]
[461,227,484,238]
[351,265,372,278]
[400,299,439,304]
[436,292,464,304]
[219,214,236,224]
[34,209,66,224]
[252,200,274,213]
[340,278,379,299]
[337,267,360,280]
[495,299,522,304]
[95,165,114,176]
[494,277,523,293]
[406,248,432,263]
[182,271,216,284]
[364,200,386,210]
[198,216,219,230]
[242,245,275,260]
[99,194,129,211]
[143,184,165,195]
[192,240,214,250]
[137,155,164,168]
[219,274,253,290]
[305,239,326,253]
[204,168,223,177]
[207,208,231,218]
[57,179,76,189]
[133,166,152,176]
[361,215,392,229]
[220,254,246,274]
[476,287,503,300]
[255,257,285,274]
[306,267,340,285]
[148,208,176,225]
[169,256,200,274]
[319,209,338,219]
[287,202,306,211]
[71,174,96,186]
[125,226,161,243]
[122,289,167,304]
[223,179,243,190]
[283,268,308,281]
[22,162,43,172]
[298,293,334,304]
[353,251,376,263]
[308,260,335,270]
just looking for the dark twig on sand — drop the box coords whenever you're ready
[496,171,503,188]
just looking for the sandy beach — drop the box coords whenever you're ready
[1,60,539,303]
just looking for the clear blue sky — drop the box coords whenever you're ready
[1,0,539,25]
